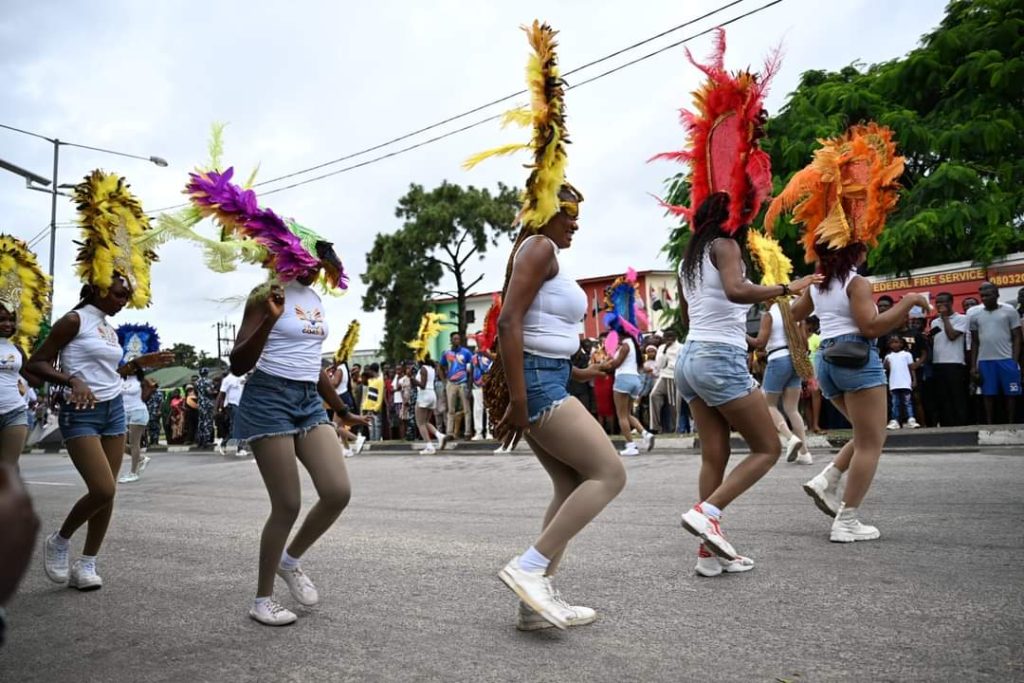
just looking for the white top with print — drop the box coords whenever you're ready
[256,282,329,383]
[0,337,25,414]
[60,305,125,402]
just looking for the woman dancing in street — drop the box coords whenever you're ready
[116,324,161,483]
[28,171,172,590]
[0,235,50,467]
[185,165,367,626]
[604,271,655,456]
[466,21,624,630]
[767,123,926,542]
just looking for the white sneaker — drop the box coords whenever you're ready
[249,598,297,626]
[906,418,920,429]
[620,443,640,457]
[830,507,881,543]
[68,559,103,591]
[276,565,319,606]
[44,532,70,583]
[803,470,840,518]
[795,451,814,465]
[437,433,448,451]
[785,435,803,462]
[516,591,596,631]
[887,419,901,430]
[694,545,755,577]
[498,557,567,630]
[641,431,655,452]
[236,448,249,458]
[472,433,483,441]
[118,472,139,483]
[216,445,225,455]
[420,444,437,455]
[353,434,367,454]
[343,448,355,458]
[493,444,507,454]
[680,505,737,560]
[138,456,151,474]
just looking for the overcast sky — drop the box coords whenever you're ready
[0,0,948,356]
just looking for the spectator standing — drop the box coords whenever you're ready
[216,372,248,456]
[389,366,406,441]
[884,336,919,429]
[591,334,616,433]
[804,316,824,433]
[469,345,493,440]
[361,364,384,440]
[439,333,473,439]
[567,342,594,416]
[968,282,1022,424]
[194,368,215,448]
[649,330,681,434]
[888,309,930,425]
[929,292,969,426]
[145,384,163,446]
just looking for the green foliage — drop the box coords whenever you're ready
[361,181,519,361]
[169,342,198,368]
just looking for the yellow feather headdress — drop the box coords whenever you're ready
[72,170,158,308]
[335,320,360,363]
[406,313,445,362]
[463,20,581,230]
[765,122,904,262]
[746,230,792,287]
[0,234,52,353]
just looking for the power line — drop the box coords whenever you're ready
[144,0,771,213]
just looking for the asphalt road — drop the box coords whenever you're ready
[4,448,1023,682]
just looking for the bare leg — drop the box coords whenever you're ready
[416,406,439,442]
[781,386,809,448]
[703,391,782,510]
[811,388,823,432]
[764,391,794,440]
[525,433,583,576]
[286,425,352,557]
[526,398,626,562]
[251,436,301,597]
[829,386,888,508]
[0,425,28,467]
[60,435,125,555]
[613,391,634,443]
[127,425,145,473]
[687,398,731,501]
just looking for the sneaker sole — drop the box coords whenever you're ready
[786,440,803,462]
[830,530,881,543]
[517,613,597,631]
[68,580,102,591]
[497,570,567,630]
[802,483,838,518]
[694,562,723,578]
[646,436,656,452]
[248,611,297,626]
[44,565,68,584]
[680,516,737,561]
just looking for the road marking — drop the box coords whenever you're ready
[24,481,76,487]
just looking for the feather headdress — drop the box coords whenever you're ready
[406,312,445,362]
[765,123,904,262]
[116,323,161,365]
[73,170,158,308]
[0,234,52,353]
[602,268,650,355]
[652,29,779,235]
[335,320,360,363]
[463,21,582,230]
[476,294,502,353]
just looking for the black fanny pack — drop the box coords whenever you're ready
[822,340,871,368]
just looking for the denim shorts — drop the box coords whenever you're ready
[762,354,801,394]
[126,407,150,426]
[815,334,887,400]
[0,407,28,430]
[675,340,757,407]
[523,353,570,423]
[59,396,127,441]
[233,369,330,442]
[613,373,644,399]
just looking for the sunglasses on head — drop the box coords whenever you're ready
[559,201,580,219]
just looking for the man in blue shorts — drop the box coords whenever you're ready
[968,282,1022,424]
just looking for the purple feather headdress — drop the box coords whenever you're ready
[603,267,649,355]
[186,167,321,282]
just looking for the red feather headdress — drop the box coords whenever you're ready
[651,29,780,235]
[476,294,502,353]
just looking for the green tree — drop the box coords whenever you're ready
[169,342,198,368]
[362,181,520,361]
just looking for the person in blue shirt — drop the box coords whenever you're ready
[470,340,493,440]
[439,332,473,438]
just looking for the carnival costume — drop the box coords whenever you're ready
[0,235,51,353]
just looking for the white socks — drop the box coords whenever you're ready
[823,463,842,486]
[700,501,722,519]
[78,554,97,569]
[51,532,70,548]
[517,546,551,574]
[280,551,300,570]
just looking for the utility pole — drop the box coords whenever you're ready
[215,321,236,362]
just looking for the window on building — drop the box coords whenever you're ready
[467,310,476,324]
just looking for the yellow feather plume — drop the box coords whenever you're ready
[406,313,445,361]
[335,320,360,363]
[72,170,158,308]
[463,21,577,231]
[747,231,792,287]
[0,234,52,353]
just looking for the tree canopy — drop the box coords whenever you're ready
[362,181,519,361]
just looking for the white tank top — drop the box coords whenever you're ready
[419,365,436,390]
[615,336,640,376]
[516,235,587,359]
[60,305,125,402]
[334,364,350,395]
[0,338,25,414]
[256,282,329,383]
[681,245,749,350]
[766,303,789,358]
[122,376,147,412]
[810,272,863,340]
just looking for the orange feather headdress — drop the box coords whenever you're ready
[765,122,905,262]
[652,28,780,235]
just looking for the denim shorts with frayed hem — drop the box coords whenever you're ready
[0,407,28,430]
[815,334,886,400]
[233,369,330,443]
[675,340,757,407]
[58,396,126,442]
[523,352,570,423]
[613,373,644,399]
[126,407,149,426]
[762,354,802,394]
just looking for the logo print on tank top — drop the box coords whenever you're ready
[96,323,119,346]
[294,306,326,336]
[0,353,15,371]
